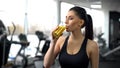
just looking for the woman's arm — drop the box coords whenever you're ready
[90,41,99,68]
[43,26,65,68]
[43,39,60,68]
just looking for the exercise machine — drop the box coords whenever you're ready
[35,31,50,58]
[97,33,120,61]
[0,20,30,68]
[34,31,50,68]
[12,33,30,68]
[0,20,16,68]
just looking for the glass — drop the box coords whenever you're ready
[53,22,66,38]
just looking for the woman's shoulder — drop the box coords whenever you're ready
[57,36,67,43]
[56,36,68,49]
[87,39,99,51]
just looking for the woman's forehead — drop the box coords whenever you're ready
[67,11,76,17]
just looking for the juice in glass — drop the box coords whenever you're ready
[53,25,66,38]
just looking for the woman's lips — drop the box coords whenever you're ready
[65,27,68,30]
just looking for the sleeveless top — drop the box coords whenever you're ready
[58,36,89,68]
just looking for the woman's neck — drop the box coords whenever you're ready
[70,30,84,40]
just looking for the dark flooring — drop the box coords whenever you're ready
[29,60,120,68]
[3,60,120,68]
[99,61,120,68]
[2,54,120,68]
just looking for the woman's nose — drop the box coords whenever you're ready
[65,19,68,24]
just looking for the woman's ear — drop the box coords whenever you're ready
[79,19,84,27]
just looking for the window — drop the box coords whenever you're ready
[27,0,57,36]
[0,0,58,59]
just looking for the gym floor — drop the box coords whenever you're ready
[4,58,120,68]
[28,60,120,68]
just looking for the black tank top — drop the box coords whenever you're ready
[58,36,89,68]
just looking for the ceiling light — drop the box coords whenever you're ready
[90,4,102,9]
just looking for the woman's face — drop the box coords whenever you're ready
[65,10,83,32]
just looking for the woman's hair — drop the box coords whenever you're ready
[86,14,93,40]
[69,6,93,40]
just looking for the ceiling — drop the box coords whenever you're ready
[59,0,120,11]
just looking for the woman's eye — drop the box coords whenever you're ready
[69,17,73,20]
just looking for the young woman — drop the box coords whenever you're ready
[44,6,99,68]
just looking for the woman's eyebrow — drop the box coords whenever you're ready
[66,15,74,18]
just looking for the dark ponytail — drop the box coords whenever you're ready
[85,14,93,40]
[69,6,93,40]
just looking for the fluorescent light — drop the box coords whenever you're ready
[90,4,102,9]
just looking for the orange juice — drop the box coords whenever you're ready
[53,26,66,38]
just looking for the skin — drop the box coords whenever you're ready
[44,10,99,68]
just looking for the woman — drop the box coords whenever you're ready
[44,6,99,68]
